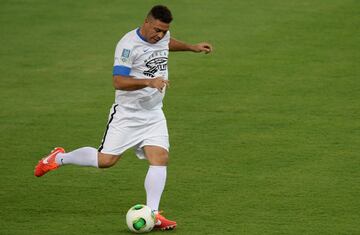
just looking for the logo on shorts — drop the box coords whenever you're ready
[143,50,168,77]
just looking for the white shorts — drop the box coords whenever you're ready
[98,104,169,159]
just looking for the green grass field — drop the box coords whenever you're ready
[0,0,359,234]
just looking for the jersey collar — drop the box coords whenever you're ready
[136,28,148,42]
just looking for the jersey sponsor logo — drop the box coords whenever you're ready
[143,50,168,77]
[121,49,131,62]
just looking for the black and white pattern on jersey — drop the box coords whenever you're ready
[143,50,168,77]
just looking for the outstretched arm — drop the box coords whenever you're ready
[169,38,213,54]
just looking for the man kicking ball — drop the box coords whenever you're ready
[34,5,212,231]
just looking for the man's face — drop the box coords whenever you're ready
[143,18,170,44]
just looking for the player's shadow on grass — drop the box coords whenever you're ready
[120,228,178,234]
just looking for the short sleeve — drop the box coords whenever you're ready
[113,39,134,76]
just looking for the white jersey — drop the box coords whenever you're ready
[113,28,170,110]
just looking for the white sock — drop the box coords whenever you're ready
[55,147,98,168]
[144,166,167,211]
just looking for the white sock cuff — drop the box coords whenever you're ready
[149,165,167,169]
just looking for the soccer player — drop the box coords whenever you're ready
[34,5,212,231]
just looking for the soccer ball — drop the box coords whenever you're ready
[126,204,156,233]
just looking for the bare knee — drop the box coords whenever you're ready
[144,146,169,166]
[98,152,121,168]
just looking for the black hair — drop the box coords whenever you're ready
[148,5,173,23]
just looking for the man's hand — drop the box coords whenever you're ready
[191,42,213,54]
[148,77,169,92]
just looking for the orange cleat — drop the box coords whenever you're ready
[155,211,177,230]
[34,147,65,177]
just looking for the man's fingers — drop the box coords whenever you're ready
[151,77,169,92]
[203,44,212,53]
[160,80,169,92]
[196,43,212,54]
